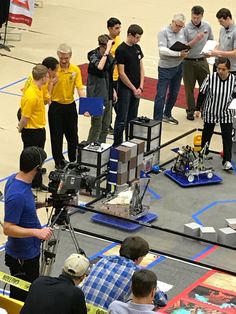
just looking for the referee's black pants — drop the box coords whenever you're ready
[201,122,232,163]
[48,101,78,167]
[5,253,40,302]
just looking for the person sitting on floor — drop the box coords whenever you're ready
[82,236,149,310]
[108,269,161,313]
[20,253,89,314]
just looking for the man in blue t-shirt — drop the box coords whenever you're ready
[3,147,53,301]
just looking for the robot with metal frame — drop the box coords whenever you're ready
[171,143,214,183]
[98,177,151,219]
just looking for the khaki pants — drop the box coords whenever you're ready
[183,59,209,114]
[87,100,112,143]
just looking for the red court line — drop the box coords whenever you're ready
[159,296,230,313]
[194,245,219,262]
[158,270,216,311]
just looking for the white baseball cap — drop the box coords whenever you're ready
[63,253,90,277]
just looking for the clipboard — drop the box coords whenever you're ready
[170,41,190,52]
[79,97,104,116]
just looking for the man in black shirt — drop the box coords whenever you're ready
[20,253,90,314]
[113,24,144,146]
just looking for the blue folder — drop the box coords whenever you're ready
[79,97,104,116]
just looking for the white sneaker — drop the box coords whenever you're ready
[223,161,233,171]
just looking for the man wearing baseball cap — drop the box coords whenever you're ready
[21,253,89,314]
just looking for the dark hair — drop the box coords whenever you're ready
[216,8,232,20]
[119,236,149,261]
[215,57,231,69]
[42,57,59,71]
[132,269,157,297]
[20,147,47,173]
[98,34,110,45]
[191,6,204,15]
[107,17,121,28]
[127,24,143,36]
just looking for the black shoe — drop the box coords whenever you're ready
[39,184,48,192]
[186,113,194,121]
[108,126,114,135]
[41,167,47,175]
[162,115,179,125]
[55,160,66,170]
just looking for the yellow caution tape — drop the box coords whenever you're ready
[86,303,107,314]
[0,271,31,291]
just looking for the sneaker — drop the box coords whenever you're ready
[39,184,48,192]
[162,115,179,125]
[223,161,233,171]
[108,126,114,135]
[186,113,194,121]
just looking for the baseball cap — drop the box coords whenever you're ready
[63,253,90,277]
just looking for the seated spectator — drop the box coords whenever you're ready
[83,236,149,310]
[20,253,90,314]
[108,269,160,313]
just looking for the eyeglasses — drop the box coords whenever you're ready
[173,21,184,28]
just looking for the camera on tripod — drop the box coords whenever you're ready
[48,161,96,196]
[40,162,92,276]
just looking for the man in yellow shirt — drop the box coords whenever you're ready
[18,64,49,148]
[18,64,49,190]
[107,17,121,134]
[49,43,85,169]
[22,57,59,105]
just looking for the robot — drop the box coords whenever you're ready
[99,179,150,219]
[171,143,214,183]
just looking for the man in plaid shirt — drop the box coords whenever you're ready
[83,236,149,310]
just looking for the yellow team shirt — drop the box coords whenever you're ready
[110,35,121,81]
[21,82,46,129]
[51,63,83,104]
[22,75,50,103]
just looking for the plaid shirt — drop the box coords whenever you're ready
[83,255,139,310]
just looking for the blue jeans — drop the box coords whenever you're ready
[114,84,140,146]
[153,64,183,121]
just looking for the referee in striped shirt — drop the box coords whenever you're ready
[196,57,236,171]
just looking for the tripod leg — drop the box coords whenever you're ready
[66,222,85,255]
[40,225,63,275]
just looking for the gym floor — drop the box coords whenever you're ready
[0,0,236,312]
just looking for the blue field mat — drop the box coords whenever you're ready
[164,169,222,187]
[91,212,158,231]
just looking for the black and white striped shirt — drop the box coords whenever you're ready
[198,72,236,123]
